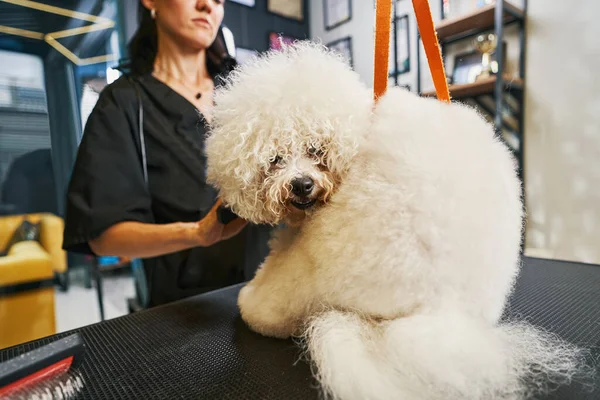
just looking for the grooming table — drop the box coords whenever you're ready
[1,256,599,399]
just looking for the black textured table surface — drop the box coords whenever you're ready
[1,257,600,399]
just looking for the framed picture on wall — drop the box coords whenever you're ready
[267,0,304,22]
[327,36,353,68]
[389,14,410,77]
[228,0,255,6]
[324,0,352,30]
[268,32,300,50]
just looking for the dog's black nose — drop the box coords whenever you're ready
[291,177,314,196]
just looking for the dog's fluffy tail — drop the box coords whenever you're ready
[301,309,593,400]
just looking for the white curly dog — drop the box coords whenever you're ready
[205,42,588,400]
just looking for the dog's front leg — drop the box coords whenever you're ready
[238,232,313,339]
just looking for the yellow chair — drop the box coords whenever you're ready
[0,213,66,349]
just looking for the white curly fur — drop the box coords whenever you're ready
[204,41,593,399]
[206,41,372,224]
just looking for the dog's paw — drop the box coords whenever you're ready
[237,284,255,314]
[238,284,298,339]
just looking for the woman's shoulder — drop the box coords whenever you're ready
[96,74,139,106]
[82,75,142,135]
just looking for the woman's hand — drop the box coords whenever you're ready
[195,199,249,247]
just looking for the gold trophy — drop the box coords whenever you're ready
[472,33,498,81]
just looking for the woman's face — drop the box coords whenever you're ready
[143,0,225,50]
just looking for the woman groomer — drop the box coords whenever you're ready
[63,0,268,307]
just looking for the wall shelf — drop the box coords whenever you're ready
[421,74,523,99]
[436,1,524,44]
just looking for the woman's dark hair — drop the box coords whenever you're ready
[119,1,230,77]
[124,3,157,76]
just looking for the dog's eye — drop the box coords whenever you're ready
[270,155,283,165]
[308,146,323,157]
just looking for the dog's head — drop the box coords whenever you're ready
[205,41,372,225]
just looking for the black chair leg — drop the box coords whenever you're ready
[92,258,105,321]
[84,262,92,289]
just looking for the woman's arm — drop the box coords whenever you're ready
[89,200,248,258]
[89,220,200,258]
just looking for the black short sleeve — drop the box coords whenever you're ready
[62,81,153,254]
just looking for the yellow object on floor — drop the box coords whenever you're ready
[0,213,65,349]
[0,213,67,274]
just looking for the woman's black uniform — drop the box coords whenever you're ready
[62,72,270,307]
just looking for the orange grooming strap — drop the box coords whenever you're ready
[412,0,451,102]
[373,0,392,101]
